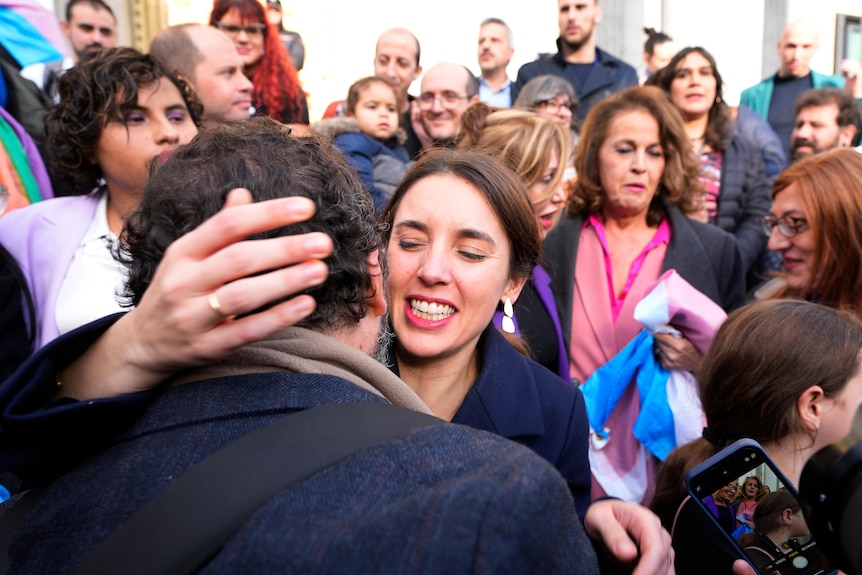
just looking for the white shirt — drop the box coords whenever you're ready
[54,191,128,336]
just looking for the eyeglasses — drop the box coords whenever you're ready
[214,21,266,38]
[537,99,575,115]
[417,92,470,110]
[761,214,809,238]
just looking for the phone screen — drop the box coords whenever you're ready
[685,439,837,575]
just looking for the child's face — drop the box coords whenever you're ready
[351,82,399,141]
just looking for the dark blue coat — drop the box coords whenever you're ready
[390,325,592,520]
[0,318,599,574]
[512,44,638,121]
[335,131,410,213]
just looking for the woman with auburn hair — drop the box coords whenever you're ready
[650,46,772,276]
[544,86,745,504]
[650,299,862,573]
[762,148,862,314]
[210,0,308,124]
[458,103,570,379]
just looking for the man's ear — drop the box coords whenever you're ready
[366,249,387,318]
[60,20,70,37]
[594,3,603,25]
[839,124,857,147]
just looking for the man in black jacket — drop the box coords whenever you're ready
[512,0,637,121]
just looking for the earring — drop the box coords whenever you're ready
[502,297,515,334]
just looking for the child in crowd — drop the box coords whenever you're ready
[314,76,411,212]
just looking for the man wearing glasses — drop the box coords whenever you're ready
[415,62,479,150]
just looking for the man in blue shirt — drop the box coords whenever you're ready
[476,18,514,108]
[512,0,637,122]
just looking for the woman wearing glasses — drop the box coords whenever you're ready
[513,74,579,181]
[513,75,578,132]
[760,148,862,313]
[210,0,308,124]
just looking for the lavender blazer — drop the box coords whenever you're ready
[0,190,102,349]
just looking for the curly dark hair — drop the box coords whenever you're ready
[121,117,379,331]
[648,46,732,152]
[44,47,203,196]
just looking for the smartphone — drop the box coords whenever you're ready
[685,438,838,575]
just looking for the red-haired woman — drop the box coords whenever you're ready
[210,0,308,124]
[762,147,862,313]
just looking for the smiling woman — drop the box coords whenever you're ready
[457,103,571,379]
[381,149,593,518]
[762,147,862,314]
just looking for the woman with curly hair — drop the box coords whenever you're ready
[649,47,772,275]
[210,0,308,124]
[0,47,200,351]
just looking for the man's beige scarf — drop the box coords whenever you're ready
[169,326,432,414]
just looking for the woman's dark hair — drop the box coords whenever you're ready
[44,47,202,196]
[209,0,304,123]
[569,86,701,225]
[643,27,672,56]
[650,300,862,529]
[649,46,732,152]
[381,149,541,282]
[753,491,800,533]
[122,117,379,331]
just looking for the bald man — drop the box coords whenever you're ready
[415,62,479,149]
[740,20,846,156]
[150,24,253,123]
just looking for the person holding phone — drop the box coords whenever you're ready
[650,299,862,574]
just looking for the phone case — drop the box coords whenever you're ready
[685,438,837,575]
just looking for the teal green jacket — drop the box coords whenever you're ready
[739,70,844,119]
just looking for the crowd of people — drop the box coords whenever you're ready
[0,0,861,572]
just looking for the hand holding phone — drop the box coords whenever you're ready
[685,439,837,575]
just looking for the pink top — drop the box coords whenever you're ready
[586,215,671,323]
[570,218,671,503]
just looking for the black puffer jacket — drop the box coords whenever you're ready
[715,133,773,273]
